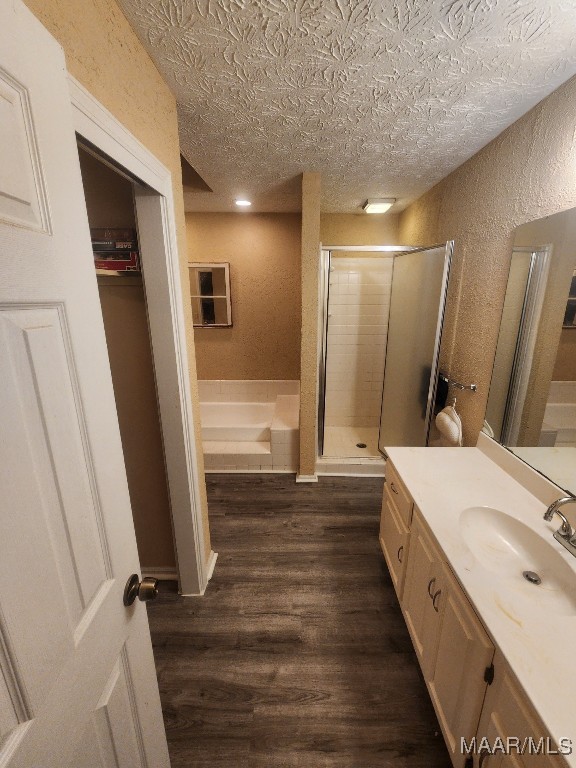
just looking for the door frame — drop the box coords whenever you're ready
[69,75,212,596]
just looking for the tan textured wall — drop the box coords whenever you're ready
[25,0,211,562]
[186,213,301,380]
[320,214,399,245]
[299,173,322,477]
[553,331,576,381]
[399,75,576,445]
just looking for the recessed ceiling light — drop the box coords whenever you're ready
[362,198,396,214]
[235,199,251,207]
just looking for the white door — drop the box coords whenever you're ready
[0,2,170,766]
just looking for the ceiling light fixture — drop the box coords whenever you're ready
[362,198,395,214]
[235,199,251,207]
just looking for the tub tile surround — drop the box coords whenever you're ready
[385,436,576,764]
[198,379,299,403]
[200,381,299,472]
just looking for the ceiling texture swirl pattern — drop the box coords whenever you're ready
[118,0,576,211]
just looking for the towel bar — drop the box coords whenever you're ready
[439,373,477,392]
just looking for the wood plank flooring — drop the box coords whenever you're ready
[148,474,451,768]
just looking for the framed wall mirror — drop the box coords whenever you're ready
[485,206,576,494]
[189,262,232,327]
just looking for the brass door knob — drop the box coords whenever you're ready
[123,574,159,606]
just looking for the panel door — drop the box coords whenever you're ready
[0,2,169,766]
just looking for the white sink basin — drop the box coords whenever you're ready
[460,506,576,616]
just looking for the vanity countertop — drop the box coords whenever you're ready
[386,445,576,765]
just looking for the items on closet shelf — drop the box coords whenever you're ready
[91,227,140,273]
[435,400,463,447]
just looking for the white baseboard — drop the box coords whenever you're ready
[204,469,296,474]
[141,566,178,581]
[206,550,218,581]
[317,471,385,478]
[295,473,318,483]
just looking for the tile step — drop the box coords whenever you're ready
[203,440,271,455]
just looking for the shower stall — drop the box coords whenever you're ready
[318,244,452,461]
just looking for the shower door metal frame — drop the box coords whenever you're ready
[500,246,551,445]
[317,245,419,458]
[377,241,453,455]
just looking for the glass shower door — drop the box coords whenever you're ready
[378,243,452,452]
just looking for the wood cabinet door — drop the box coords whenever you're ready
[474,651,567,768]
[402,511,444,670]
[428,562,494,767]
[379,488,410,599]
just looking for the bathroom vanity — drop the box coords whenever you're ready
[381,437,576,767]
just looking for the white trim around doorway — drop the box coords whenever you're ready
[69,76,212,596]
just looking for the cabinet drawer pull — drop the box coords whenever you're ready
[432,589,442,612]
[390,481,399,494]
[427,577,436,598]
[397,545,403,563]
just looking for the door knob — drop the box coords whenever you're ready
[123,574,159,606]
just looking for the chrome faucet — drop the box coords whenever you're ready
[544,496,576,557]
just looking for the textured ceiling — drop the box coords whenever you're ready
[118,0,576,213]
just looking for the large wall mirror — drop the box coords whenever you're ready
[485,206,576,493]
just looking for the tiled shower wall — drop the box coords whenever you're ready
[324,256,393,428]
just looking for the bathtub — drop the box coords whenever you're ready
[542,402,576,446]
[198,380,300,472]
[200,402,275,441]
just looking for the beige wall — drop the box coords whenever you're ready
[299,173,322,477]
[553,331,576,381]
[186,213,301,380]
[26,0,211,562]
[320,214,399,245]
[399,75,576,445]
[78,149,175,568]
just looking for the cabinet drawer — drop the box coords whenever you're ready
[385,460,413,527]
[380,489,410,599]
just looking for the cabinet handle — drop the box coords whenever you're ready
[427,577,436,598]
[432,589,442,612]
[390,482,399,494]
[397,545,403,563]
[479,747,490,767]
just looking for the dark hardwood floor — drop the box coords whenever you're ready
[148,474,451,767]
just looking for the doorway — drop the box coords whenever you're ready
[318,244,452,461]
[77,146,176,576]
[70,77,211,595]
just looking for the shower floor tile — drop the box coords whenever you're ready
[323,426,381,458]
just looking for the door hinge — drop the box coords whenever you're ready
[484,663,495,685]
